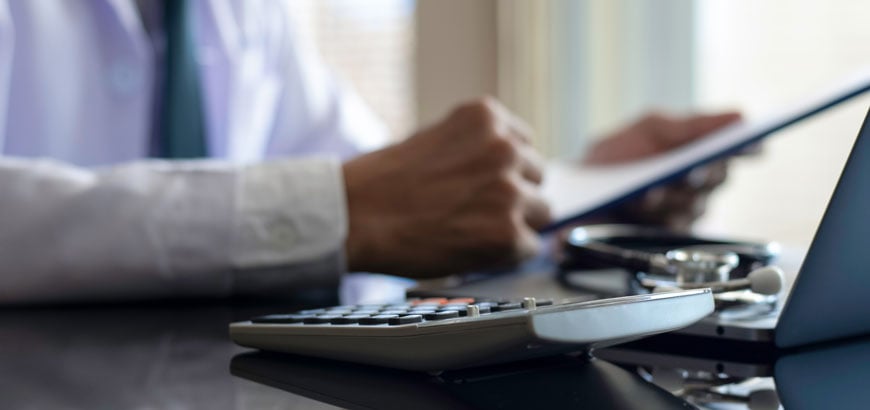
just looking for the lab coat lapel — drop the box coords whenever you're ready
[195,0,281,162]
[91,0,154,161]
[102,0,150,55]
[0,0,13,147]
[1,0,153,165]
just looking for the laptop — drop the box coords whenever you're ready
[414,106,870,348]
[683,106,870,347]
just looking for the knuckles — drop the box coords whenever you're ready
[489,172,522,204]
[434,97,542,267]
[446,97,522,170]
[638,111,678,131]
[484,135,520,169]
[449,96,502,134]
[473,215,531,264]
[477,178,539,263]
[641,111,669,125]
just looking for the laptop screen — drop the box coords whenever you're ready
[776,107,870,348]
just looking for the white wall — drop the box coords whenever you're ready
[414,0,870,250]
[694,0,870,248]
[415,0,498,126]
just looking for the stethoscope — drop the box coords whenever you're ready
[559,225,785,311]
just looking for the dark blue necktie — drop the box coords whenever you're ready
[159,0,207,158]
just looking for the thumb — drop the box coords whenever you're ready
[678,111,742,143]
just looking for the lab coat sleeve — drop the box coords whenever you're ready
[0,156,347,304]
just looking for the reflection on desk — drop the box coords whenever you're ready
[597,335,870,410]
[0,305,690,409]
[231,351,692,410]
[0,306,335,409]
[1,305,867,409]
[775,338,870,410]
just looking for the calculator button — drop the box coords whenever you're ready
[423,311,460,321]
[492,302,522,312]
[466,305,481,318]
[413,304,442,309]
[535,299,553,306]
[330,315,370,325]
[251,314,314,324]
[437,306,468,316]
[303,315,342,324]
[351,309,381,315]
[388,315,423,325]
[358,315,399,325]
[380,310,408,316]
[442,304,469,309]
[298,308,327,314]
[385,304,411,310]
[521,297,537,310]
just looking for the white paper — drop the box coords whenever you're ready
[542,70,870,226]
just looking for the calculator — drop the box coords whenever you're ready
[229,289,714,371]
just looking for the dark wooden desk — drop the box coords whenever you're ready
[2,303,868,409]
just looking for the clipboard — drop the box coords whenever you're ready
[542,70,870,232]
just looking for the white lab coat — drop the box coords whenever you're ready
[0,0,389,303]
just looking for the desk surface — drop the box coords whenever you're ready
[2,302,868,410]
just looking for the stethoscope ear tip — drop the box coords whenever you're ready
[747,266,785,295]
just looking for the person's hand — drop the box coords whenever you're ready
[342,97,551,278]
[583,111,743,231]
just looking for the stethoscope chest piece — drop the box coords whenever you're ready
[559,224,783,310]
[664,247,739,285]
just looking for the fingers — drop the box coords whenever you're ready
[683,159,729,191]
[515,142,544,184]
[518,178,552,229]
[489,101,550,227]
[660,189,711,231]
[480,97,543,184]
[359,97,551,277]
[515,224,543,262]
[647,111,742,151]
[458,97,544,185]
[586,110,742,230]
[451,96,551,247]
[625,160,727,230]
[484,96,535,145]
[665,112,741,145]
[507,115,535,145]
[583,130,658,165]
[628,186,712,232]
[585,111,743,165]
[737,142,764,157]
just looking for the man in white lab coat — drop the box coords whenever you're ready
[0,1,738,304]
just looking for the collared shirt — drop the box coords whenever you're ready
[0,0,388,303]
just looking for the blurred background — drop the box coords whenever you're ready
[287,0,870,250]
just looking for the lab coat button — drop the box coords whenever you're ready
[109,61,143,96]
[269,223,296,244]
